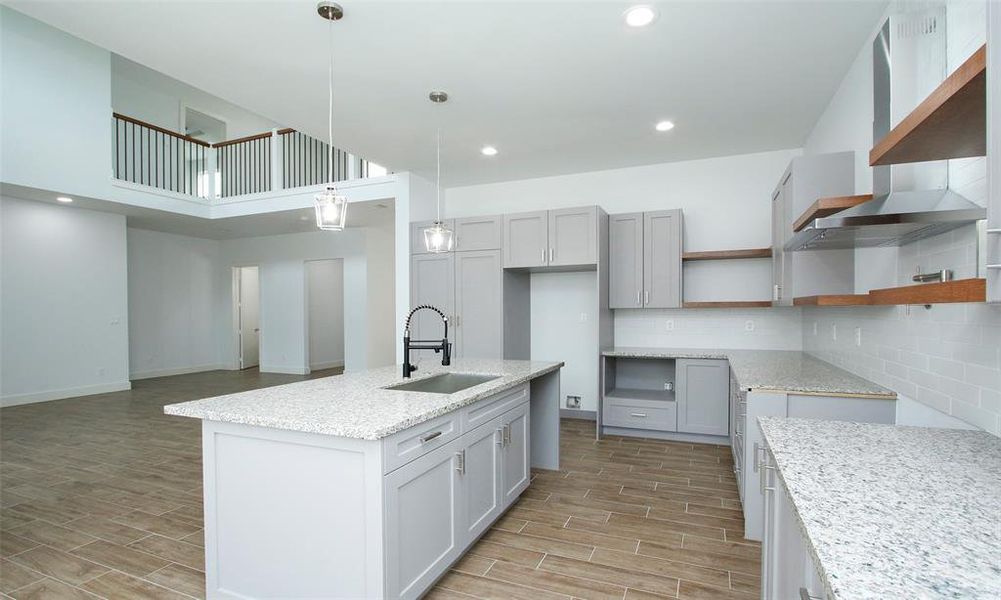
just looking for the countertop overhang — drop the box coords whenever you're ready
[759,417,1001,600]
[163,359,563,440]
[601,347,895,398]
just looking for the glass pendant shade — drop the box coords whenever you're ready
[424,221,454,253]
[314,186,348,231]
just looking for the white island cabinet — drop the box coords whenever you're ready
[165,359,561,600]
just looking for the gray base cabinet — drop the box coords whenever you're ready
[600,356,728,440]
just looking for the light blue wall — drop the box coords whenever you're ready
[1,7,112,198]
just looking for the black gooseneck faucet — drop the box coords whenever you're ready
[402,305,451,378]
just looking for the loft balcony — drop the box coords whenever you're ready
[111,112,388,203]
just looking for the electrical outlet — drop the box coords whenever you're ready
[565,395,581,409]
[663,381,675,392]
[831,324,837,341]
[812,322,818,336]
[854,327,862,347]
[745,320,755,332]
[665,319,674,331]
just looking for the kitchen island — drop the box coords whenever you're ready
[164,359,563,600]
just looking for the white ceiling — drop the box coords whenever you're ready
[0,184,394,240]
[7,1,886,187]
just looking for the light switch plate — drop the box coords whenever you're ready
[665,319,674,331]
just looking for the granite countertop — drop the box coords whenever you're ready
[601,347,894,397]
[164,359,562,440]
[758,417,1001,600]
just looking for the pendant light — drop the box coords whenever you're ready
[314,1,347,231]
[424,91,454,253]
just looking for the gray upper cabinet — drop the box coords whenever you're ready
[609,213,644,308]
[409,253,454,342]
[503,211,549,268]
[454,250,503,359]
[607,209,682,309]
[548,206,597,266]
[410,220,455,255]
[771,185,786,302]
[643,210,682,308]
[676,358,729,436]
[454,215,502,252]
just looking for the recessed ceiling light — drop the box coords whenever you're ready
[655,120,675,132]
[56,196,73,203]
[624,5,657,27]
[481,146,498,156]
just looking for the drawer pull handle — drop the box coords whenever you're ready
[420,431,443,443]
[630,412,647,418]
[455,450,465,475]
[503,423,512,446]
[799,588,822,600]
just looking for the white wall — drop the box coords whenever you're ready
[801,1,1000,436]
[127,228,226,379]
[1,197,130,406]
[306,259,345,370]
[111,55,280,139]
[531,272,599,411]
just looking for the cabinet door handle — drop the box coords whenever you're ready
[496,428,504,445]
[799,588,822,600]
[503,423,511,446]
[644,290,649,305]
[549,247,554,262]
[630,412,647,418]
[759,462,775,494]
[455,450,465,475]
[420,431,443,444]
[636,291,641,306]
[754,442,765,473]
[542,248,547,263]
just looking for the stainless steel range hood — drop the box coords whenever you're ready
[787,7,986,252]
[785,189,986,250]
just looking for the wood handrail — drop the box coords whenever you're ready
[212,131,274,148]
[276,127,296,135]
[112,112,211,147]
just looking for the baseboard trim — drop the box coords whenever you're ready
[560,409,597,421]
[1,381,132,408]
[260,365,310,375]
[130,364,228,380]
[309,360,345,371]
[600,426,729,446]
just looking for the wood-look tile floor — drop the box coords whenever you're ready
[1,371,759,600]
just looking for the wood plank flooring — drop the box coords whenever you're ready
[1,370,759,599]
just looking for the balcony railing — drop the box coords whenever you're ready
[111,113,384,200]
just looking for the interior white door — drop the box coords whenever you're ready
[239,266,260,369]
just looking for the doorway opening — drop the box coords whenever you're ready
[305,259,345,375]
[234,266,260,371]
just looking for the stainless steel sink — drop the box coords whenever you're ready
[384,373,500,394]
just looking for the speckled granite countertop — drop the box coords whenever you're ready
[164,359,562,440]
[758,417,1001,600]
[601,347,894,397]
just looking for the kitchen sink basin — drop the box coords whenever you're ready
[384,373,500,394]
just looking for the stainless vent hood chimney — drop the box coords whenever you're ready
[786,7,985,252]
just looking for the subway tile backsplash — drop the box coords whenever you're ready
[803,303,1001,436]
[614,308,803,351]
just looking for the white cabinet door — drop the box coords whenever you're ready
[410,253,454,342]
[643,209,682,308]
[500,403,531,505]
[384,438,463,600]
[503,211,549,268]
[676,359,729,436]
[460,418,503,543]
[454,250,502,359]
[548,206,597,266]
[608,213,644,309]
[454,215,502,251]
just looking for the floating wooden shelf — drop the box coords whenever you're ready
[794,279,986,307]
[792,195,874,232]
[682,301,773,309]
[868,278,986,305]
[682,248,772,261]
[870,45,986,166]
[793,294,871,307]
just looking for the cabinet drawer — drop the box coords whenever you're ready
[603,398,677,431]
[462,384,529,432]
[383,412,461,474]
